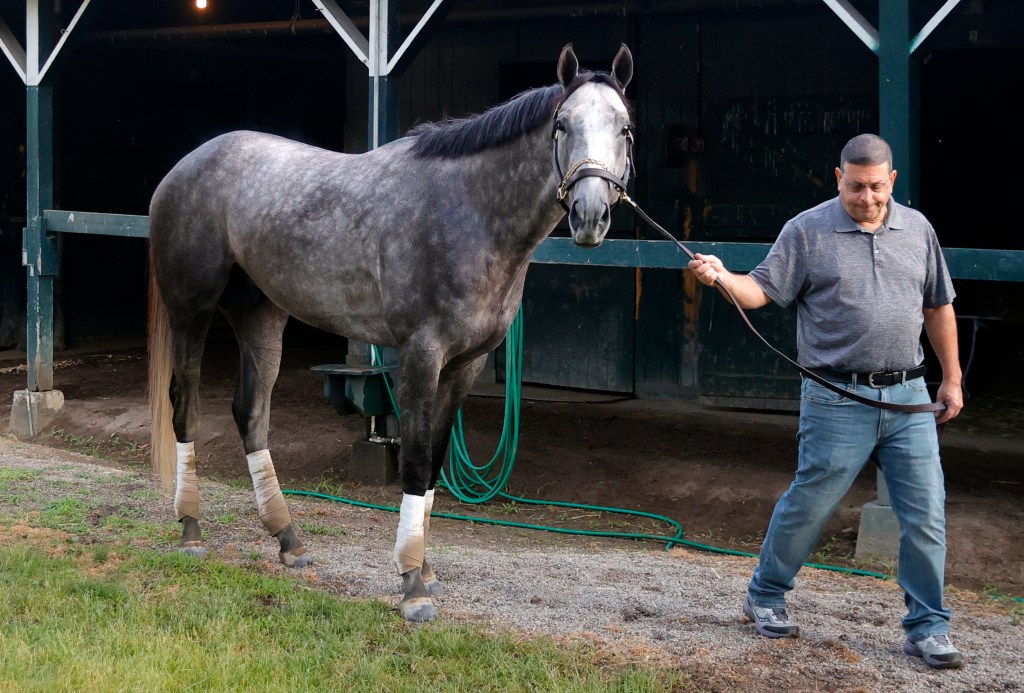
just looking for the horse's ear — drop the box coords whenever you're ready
[612,43,633,90]
[557,43,579,87]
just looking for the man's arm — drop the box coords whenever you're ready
[688,253,772,309]
[923,303,963,424]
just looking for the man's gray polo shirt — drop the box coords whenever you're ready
[748,196,955,373]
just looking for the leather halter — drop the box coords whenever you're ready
[551,116,634,212]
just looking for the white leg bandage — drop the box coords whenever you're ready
[247,449,292,536]
[394,493,426,574]
[174,442,200,521]
[423,489,435,536]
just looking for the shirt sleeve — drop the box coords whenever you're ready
[923,225,956,309]
[747,220,808,309]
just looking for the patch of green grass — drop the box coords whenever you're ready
[100,515,179,543]
[0,541,692,691]
[0,467,37,483]
[130,488,163,502]
[38,497,96,534]
[215,512,238,525]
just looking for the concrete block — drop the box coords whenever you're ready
[349,439,399,485]
[8,389,65,439]
[855,500,900,562]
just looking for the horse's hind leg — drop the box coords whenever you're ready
[220,280,311,568]
[168,318,217,558]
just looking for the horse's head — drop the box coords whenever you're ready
[552,43,634,248]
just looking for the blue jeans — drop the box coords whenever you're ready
[747,376,952,641]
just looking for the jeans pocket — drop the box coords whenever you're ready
[802,378,851,405]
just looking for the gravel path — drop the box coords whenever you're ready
[2,436,1021,692]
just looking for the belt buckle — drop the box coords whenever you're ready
[867,371,887,388]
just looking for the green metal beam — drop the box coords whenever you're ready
[530,238,1024,282]
[24,83,55,392]
[36,215,1024,283]
[43,210,150,237]
[878,1,917,206]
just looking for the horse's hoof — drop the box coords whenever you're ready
[399,599,437,623]
[398,597,437,623]
[178,542,207,558]
[279,548,312,568]
[422,576,445,597]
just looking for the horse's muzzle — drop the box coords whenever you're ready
[568,197,611,247]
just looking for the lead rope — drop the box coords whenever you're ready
[619,194,946,414]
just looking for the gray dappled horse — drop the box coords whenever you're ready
[147,43,634,622]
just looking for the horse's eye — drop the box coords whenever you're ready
[555,120,566,132]
[622,125,634,137]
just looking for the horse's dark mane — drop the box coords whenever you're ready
[409,71,628,158]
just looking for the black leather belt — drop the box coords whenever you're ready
[809,365,927,389]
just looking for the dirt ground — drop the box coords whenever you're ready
[2,328,1023,600]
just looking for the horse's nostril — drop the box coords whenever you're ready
[601,204,611,225]
[569,200,583,229]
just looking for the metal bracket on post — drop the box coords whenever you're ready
[311,363,400,485]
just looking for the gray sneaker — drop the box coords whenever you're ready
[742,596,799,638]
[904,634,964,669]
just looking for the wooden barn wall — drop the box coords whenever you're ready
[0,63,26,349]
[695,8,877,407]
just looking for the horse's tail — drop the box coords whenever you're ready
[147,266,176,490]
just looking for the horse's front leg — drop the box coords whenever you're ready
[417,354,491,599]
[393,348,447,622]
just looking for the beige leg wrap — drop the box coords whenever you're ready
[394,493,426,574]
[174,442,200,521]
[247,449,292,536]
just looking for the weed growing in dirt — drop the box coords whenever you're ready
[45,428,149,466]
[810,533,856,567]
[299,521,348,538]
[983,586,1024,625]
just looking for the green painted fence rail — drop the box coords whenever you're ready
[41,210,1024,282]
[43,210,151,238]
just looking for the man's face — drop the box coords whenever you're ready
[835,162,897,227]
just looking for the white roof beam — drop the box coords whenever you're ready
[0,14,27,83]
[387,0,448,75]
[313,0,369,66]
[821,0,879,53]
[910,0,963,54]
[37,0,91,83]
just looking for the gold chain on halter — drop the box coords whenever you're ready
[556,157,615,202]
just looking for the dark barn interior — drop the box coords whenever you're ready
[1,0,1022,407]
